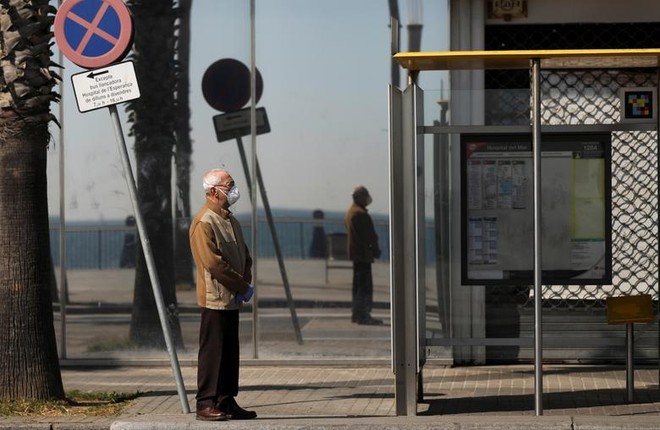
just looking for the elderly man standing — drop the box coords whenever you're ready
[189,168,257,421]
[345,185,383,325]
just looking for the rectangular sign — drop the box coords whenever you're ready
[607,295,654,325]
[71,61,140,113]
[619,87,656,123]
[213,107,271,143]
[461,132,613,286]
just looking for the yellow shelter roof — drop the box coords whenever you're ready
[393,49,660,71]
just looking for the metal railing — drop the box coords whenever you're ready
[49,217,396,270]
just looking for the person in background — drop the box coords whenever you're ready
[345,185,383,325]
[308,209,327,258]
[119,215,136,268]
[189,168,257,421]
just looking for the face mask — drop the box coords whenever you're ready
[222,185,240,206]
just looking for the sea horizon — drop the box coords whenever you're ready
[49,207,391,226]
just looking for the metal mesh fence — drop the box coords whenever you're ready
[483,22,660,310]
[485,69,658,309]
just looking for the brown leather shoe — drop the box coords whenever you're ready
[218,397,257,420]
[196,406,227,421]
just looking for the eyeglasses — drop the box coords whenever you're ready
[212,182,233,193]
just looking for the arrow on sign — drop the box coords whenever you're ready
[87,70,109,79]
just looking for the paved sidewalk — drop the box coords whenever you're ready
[2,362,660,429]
[5,262,658,428]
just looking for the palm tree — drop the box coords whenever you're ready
[173,0,194,289]
[125,0,184,349]
[0,0,64,399]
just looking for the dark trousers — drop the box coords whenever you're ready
[352,262,373,320]
[196,308,239,409]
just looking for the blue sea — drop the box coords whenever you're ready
[49,208,436,269]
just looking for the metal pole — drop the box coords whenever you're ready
[392,82,420,416]
[626,323,634,402]
[57,8,67,358]
[249,0,259,360]
[656,67,660,391]
[532,58,544,416]
[97,230,102,269]
[235,138,303,345]
[388,2,400,87]
[108,105,190,414]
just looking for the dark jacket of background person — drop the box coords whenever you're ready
[345,203,381,263]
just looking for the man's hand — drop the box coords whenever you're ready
[235,285,255,304]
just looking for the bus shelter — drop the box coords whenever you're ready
[388,49,660,416]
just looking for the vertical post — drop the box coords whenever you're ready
[434,92,450,335]
[108,105,190,414]
[656,67,660,391]
[390,82,420,416]
[299,223,304,258]
[57,13,67,357]
[97,230,102,269]
[531,58,544,416]
[626,323,634,402]
[389,10,400,87]
[249,0,259,360]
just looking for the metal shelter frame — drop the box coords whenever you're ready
[388,48,660,416]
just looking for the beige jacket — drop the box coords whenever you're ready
[189,201,252,310]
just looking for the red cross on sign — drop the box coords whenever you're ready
[54,0,133,69]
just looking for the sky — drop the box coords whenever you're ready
[47,0,449,222]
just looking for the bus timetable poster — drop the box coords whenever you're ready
[460,133,612,286]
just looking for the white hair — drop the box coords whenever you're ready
[202,168,228,193]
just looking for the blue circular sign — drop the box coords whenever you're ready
[54,0,133,69]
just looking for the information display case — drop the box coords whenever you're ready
[461,132,612,286]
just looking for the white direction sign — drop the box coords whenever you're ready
[71,61,140,113]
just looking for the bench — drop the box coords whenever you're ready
[325,232,352,283]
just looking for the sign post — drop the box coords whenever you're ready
[202,58,303,347]
[55,0,189,414]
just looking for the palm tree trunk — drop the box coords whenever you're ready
[126,0,183,349]
[130,145,181,348]
[0,0,63,400]
[174,0,194,289]
[0,119,64,400]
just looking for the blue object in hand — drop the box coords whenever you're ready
[235,285,255,304]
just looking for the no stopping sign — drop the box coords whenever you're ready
[54,0,134,69]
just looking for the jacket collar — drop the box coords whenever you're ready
[205,199,231,219]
